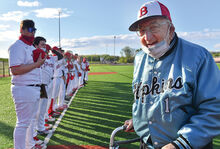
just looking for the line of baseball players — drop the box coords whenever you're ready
[33,37,90,148]
[9,19,90,149]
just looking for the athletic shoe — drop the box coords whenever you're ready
[37,129,52,135]
[44,123,53,129]
[33,136,43,145]
[54,111,61,114]
[72,88,77,91]
[32,144,47,149]
[66,94,72,98]
[64,98,71,102]
[50,111,61,117]
[64,100,69,103]
[56,106,65,111]
[48,116,55,122]
[57,104,68,111]
[62,105,68,108]
[65,95,71,100]
[32,144,43,149]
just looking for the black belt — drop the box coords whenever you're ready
[12,83,41,87]
[27,84,41,87]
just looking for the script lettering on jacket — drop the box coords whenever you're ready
[134,76,183,99]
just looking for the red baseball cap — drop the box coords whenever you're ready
[129,0,172,31]
[46,44,51,51]
[52,46,59,51]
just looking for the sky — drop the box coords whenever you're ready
[1,0,220,58]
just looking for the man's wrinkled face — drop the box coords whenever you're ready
[137,17,172,48]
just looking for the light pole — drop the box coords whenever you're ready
[114,36,116,62]
[58,9,62,48]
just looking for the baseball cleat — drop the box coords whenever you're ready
[32,143,46,149]
[37,129,52,135]
[44,123,53,129]
[65,95,72,99]
[64,100,69,104]
[32,144,42,149]
[33,136,44,145]
[56,106,65,111]
[48,116,56,122]
[49,111,61,116]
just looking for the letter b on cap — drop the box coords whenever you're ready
[139,6,148,18]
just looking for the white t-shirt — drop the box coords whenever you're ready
[9,40,41,85]
[41,56,58,84]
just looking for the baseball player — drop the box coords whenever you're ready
[33,37,64,137]
[9,19,45,149]
[48,47,66,116]
[81,57,87,85]
[82,57,90,84]
[57,48,68,110]
[75,55,83,87]
[66,52,76,96]
[71,54,81,90]
[64,51,72,88]
[45,46,64,121]
[124,1,220,149]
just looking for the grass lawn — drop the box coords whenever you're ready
[0,77,15,148]
[0,64,220,148]
[47,64,138,148]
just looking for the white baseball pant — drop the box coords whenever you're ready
[12,85,40,149]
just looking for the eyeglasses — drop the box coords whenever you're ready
[27,27,37,33]
[136,22,168,37]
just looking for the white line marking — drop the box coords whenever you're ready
[42,90,78,148]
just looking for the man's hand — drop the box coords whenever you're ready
[124,119,134,132]
[162,143,176,149]
[35,53,46,68]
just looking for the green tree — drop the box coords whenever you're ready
[120,46,135,58]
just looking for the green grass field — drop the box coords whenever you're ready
[0,64,220,148]
[47,65,138,148]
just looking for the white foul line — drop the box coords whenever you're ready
[42,90,78,148]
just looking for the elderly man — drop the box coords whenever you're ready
[124,1,220,149]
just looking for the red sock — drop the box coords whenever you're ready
[48,98,54,115]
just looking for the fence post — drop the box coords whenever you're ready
[3,61,5,77]
[8,67,10,76]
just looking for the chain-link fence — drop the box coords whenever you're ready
[0,60,10,77]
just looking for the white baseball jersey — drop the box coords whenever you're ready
[81,62,86,70]
[9,39,41,85]
[53,59,65,78]
[41,56,58,84]
[63,59,69,80]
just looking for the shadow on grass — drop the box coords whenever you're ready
[49,80,139,148]
[0,121,14,148]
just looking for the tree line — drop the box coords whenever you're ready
[1,48,219,64]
